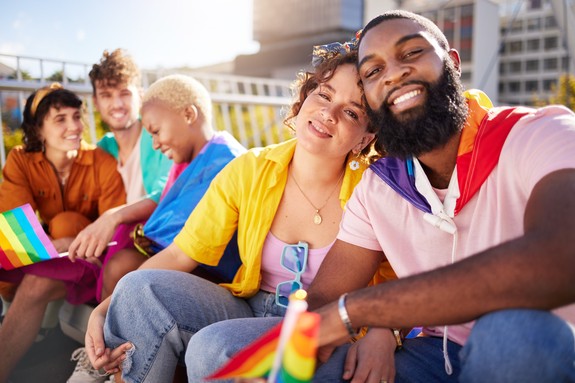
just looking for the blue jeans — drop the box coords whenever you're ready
[103,269,286,383]
[186,317,283,382]
[187,309,575,383]
[317,309,575,382]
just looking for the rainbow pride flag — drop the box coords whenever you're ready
[207,294,320,382]
[275,311,320,382]
[0,204,59,270]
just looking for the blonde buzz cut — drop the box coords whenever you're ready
[142,74,212,123]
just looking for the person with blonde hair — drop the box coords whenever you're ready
[66,74,245,383]
[0,84,125,383]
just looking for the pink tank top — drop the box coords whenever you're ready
[259,232,334,293]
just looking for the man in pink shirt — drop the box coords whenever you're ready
[307,10,575,383]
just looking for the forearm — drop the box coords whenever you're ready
[307,240,383,311]
[346,236,575,330]
[139,242,199,272]
[107,198,157,227]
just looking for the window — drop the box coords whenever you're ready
[543,57,558,70]
[543,79,557,91]
[525,80,538,92]
[510,61,522,72]
[529,0,542,9]
[500,62,507,74]
[509,81,521,92]
[511,19,523,33]
[544,15,557,29]
[527,17,541,31]
[544,37,558,50]
[461,71,472,81]
[526,39,540,51]
[509,40,523,53]
[525,59,539,72]
[499,82,506,93]
[461,4,474,17]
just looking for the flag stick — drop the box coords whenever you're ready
[58,241,118,257]
[267,289,308,383]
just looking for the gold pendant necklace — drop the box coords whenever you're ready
[291,167,345,225]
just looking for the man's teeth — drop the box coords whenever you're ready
[393,90,421,105]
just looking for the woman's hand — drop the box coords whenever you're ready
[68,213,118,262]
[342,328,397,383]
[85,300,131,373]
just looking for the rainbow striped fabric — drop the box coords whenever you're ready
[0,204,59,270]
[207,311,320,382]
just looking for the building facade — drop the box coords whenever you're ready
[235,0,574,106]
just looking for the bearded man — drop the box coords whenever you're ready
[307,10,575,383]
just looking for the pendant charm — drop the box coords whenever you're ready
[313,211,322,225]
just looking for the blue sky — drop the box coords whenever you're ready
[1,0,260,74]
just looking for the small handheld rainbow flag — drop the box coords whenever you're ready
[0,204,59,270]
[207,290,320,383]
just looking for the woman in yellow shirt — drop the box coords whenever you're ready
[84,46,388,383]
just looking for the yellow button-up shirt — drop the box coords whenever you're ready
[174,138,376,297]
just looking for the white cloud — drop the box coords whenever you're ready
[76,30,86,41]
[0,42,25,56]
[12,19,21,29]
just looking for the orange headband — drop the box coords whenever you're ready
[30,82,63,117]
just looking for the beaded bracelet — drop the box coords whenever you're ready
[337,293,358,337]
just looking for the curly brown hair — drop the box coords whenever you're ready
[89,49,141,93]
[283,51,380,158]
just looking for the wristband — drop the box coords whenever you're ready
[391,328,403,349]
[337,293,358,337]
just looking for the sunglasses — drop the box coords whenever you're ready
[275,241,309,308]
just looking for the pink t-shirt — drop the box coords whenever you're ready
[338,105,575,345]
[259,232,334,294]
[117,134,145,204]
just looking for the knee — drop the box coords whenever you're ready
[460,309,575,382]
[48,212,91,238]
[103,250,144,287]
[113,270,151,298]
[186,326,230,375]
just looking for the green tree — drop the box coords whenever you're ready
[534,74,575,111]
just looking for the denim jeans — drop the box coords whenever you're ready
[186,316,283,382]
[316,309,575,382]
[103,269,286,383]
[187,308,575,383]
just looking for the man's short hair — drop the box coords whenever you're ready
[359,10,451,52]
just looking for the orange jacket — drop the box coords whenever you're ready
[0,141,126,225]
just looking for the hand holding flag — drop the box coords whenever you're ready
[0,204,115,270]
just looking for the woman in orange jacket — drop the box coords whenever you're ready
[0,83,125,382]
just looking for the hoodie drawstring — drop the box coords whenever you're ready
[424,212,457,375]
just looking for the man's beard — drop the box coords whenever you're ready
[368,61,468,159]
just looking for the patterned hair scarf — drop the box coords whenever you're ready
[311,29,362,67]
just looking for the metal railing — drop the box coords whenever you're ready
[0,53,294,168]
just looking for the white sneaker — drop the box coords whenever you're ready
[104,374,116,383]
[67,347,108,383]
